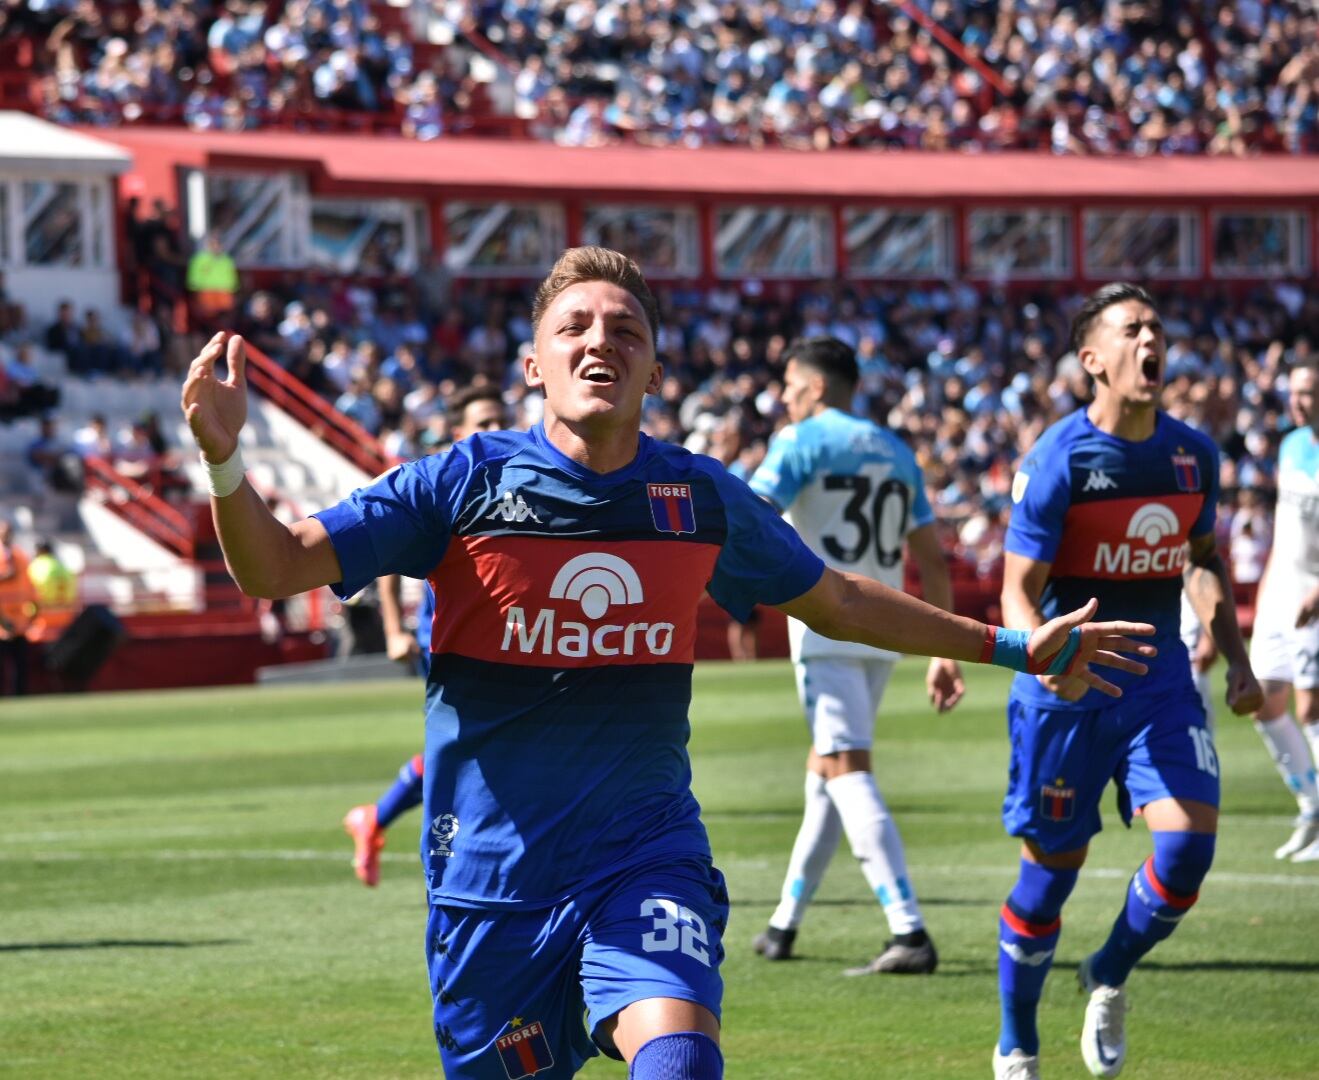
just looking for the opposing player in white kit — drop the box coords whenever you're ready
[1249,359,1319,861]
[748,337,964,974]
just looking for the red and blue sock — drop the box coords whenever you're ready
[1090,830,1213,987]
[998,859,1079,1056]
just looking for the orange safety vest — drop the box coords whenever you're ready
[0,544,36,638]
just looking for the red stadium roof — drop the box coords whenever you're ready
[103,127,1319,206]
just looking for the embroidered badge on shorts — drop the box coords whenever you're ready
[1039,781,1076,822]
[496,1019,555,1078]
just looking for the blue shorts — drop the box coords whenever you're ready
[1003,682,1220,854]
[426,858,729,1078]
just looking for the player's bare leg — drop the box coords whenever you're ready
[603,997,722,1078]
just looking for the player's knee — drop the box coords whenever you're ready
[1150,830,1216,899]
[628,1032,723,1080]
[1007,858,1080,922]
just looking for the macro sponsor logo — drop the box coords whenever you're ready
[501,552,675,658]
[1093,502,1186,575]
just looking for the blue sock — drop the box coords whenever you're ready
[998,859,1079,1056]
[628,1032,723,1079]
[1090,831,1214,987]
[376,754,424,828]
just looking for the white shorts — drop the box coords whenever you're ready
[793,656,896,756]
[1250,596,1319,690]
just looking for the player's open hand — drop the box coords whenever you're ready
[181,332,248,464]
[1027,597,1158,699]
[1224,662,1264,716]
[926,657,965,713]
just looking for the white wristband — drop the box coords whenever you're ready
[201,446,246,498]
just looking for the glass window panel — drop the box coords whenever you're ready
[207,174,292,266]
[309,198,421,275]
[715,207,832,277]
[844,208,952,277]
[1084,210,1200,279]
[1211,211,1309,277]
[444,202,564,275]
[23,180,82,266]
[581,205,699,277]
[967,209,1071,278]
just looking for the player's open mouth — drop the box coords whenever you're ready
[582,363,619,384]
[1140,356,1161,383]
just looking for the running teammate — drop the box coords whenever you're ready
[1248,359,1319,861]
[343,384,507,886]
[748,336,961,975]
[993,283,1262,1080]
[183,248,1154,1080]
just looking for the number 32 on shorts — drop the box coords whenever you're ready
[640,898,711,966]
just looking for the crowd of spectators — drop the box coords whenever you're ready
[199,264,1312,586]
[3,202,1314,591]
[3,0,1316,154]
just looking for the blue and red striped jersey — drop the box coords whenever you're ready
[1004,408,1219,710]
[315,424,824,907]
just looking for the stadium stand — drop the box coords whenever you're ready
[1,3,1316,690]
[2,1,1315,152]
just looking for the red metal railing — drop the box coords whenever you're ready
[881,1,1009,111]
[83,456,196,559]
[241,342,394,478]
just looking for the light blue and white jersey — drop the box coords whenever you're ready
[1272,426,1319,580]
[750,407,933,661]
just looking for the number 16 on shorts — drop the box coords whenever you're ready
[641,898,711,966]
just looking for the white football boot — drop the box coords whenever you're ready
[1276,812,1319,860]
[992,1046,1041,1080]
[1078,955,1128,1077]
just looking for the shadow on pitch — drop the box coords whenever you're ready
[0,938,243,953]
[1136,958,1319,975]
[734,896,989,910]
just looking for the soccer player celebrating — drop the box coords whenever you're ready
[748,336,962,975]
[1248,358,1319,862]
[183,248,1154,1080]
[994,283,1262,1080]
[343,384,508,887]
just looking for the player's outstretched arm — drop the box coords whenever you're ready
[181,332,343,599]
[778,569,1156,697]
[1184,533,1263,715]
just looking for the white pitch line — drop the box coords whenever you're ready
[2,849,1316,886]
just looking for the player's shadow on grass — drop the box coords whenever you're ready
[1136,959,1319,975]
[734,896,988,909]
[0,938,242,953]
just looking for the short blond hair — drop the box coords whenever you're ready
[531,246,659,343]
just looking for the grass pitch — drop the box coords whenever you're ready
[3,660,1317,1078]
